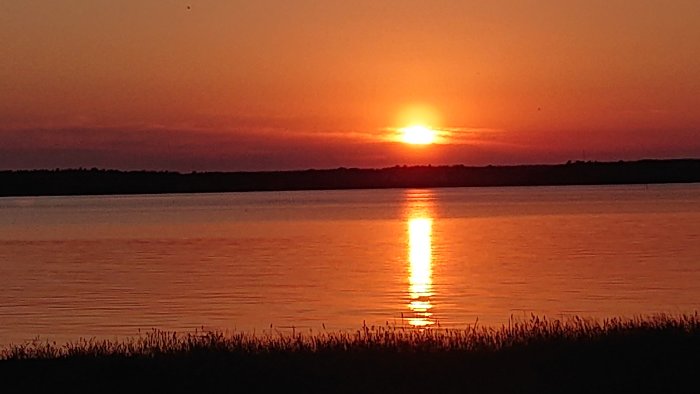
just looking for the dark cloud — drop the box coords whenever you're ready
[1,126,698,171]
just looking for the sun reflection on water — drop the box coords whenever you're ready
[405,190,436,327]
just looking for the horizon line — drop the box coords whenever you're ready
[2,157,699,174]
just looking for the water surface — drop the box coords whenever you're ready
[1,184,699,345]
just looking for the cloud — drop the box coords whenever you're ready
[0,126,399,171]
[380,125,507,145]
[1,124,698,171]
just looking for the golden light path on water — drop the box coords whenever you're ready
[405,190,436,327]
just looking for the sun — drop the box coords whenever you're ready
[400,125,437,145]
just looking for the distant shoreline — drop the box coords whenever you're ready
[1,159,699,197]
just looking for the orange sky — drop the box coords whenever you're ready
[1,1,699,170]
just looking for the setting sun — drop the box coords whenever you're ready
[400,125,437,145]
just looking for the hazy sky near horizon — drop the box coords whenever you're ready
[2,0,700,170]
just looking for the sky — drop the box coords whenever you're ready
[1,0,699,171]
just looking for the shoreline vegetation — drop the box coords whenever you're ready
[1,314,698,393]
[1,159,699,197]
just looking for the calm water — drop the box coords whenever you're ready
[1,184,700,345]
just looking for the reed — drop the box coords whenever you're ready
[3,313,698,359]
[1,314,698,393]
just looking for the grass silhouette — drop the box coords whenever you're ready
[1,314,698,393]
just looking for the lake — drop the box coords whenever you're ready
[1,184,699,345]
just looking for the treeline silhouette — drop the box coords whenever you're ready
[1,159,699,197]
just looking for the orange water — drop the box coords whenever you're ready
[1,184,699,345]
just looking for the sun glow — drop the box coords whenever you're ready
[400,125,437,145]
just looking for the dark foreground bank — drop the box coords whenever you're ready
[1,315,698,393]
[1,159,699,197]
